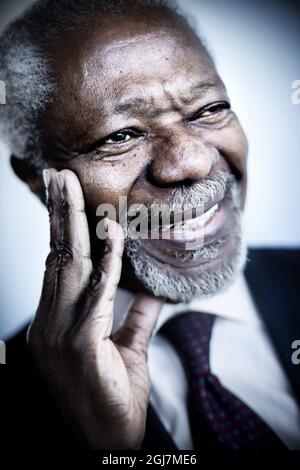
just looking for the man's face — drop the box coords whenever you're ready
[41,10,248,301]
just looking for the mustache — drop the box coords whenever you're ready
[122,171,240,231]
[152,170,235,210]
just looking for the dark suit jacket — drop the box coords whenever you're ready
[1,247,300,449]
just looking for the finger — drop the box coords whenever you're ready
[75,217,125,339]
[112,293,164,358]
[57,169,92,275]
[34,167,61,315]
[36,169,92,323]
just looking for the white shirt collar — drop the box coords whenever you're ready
[112,271,262,337]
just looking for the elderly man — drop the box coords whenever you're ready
[1,0,300,450]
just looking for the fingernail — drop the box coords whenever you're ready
[56,172,64,191]
[42,169,50,189]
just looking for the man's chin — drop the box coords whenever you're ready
[124,229,248,303]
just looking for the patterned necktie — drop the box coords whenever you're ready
[158,311,286,449]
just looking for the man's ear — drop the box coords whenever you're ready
[10,155,46,204]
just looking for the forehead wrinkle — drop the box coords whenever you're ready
[113,78,222,118]
[159,79,220,110]
[180,81,222,104]
[74,31,218,110]
[82,32,170,79]
[100,33,162,55]
[61,30,223,125]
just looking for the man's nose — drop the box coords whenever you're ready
[147,132,219,187]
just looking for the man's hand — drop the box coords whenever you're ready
[27,168,164,449]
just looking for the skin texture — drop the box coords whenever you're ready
[27,168,164,449]
[11,8,248,448]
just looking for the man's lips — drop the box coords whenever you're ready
[145,193,225,243]
[139,195,231,270]
[165,201,223,243]
[131,190,236,270]
[124,188,229,252]
[155,199,225,247]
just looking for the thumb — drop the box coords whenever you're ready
[112,292,165,357]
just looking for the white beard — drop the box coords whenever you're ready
[122,171,248,303]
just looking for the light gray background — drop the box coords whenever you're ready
[0,0,299,339]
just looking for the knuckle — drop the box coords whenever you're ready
[61,198,70,219]
[118,324,148,358]
[136,341,148,358]
[46,197,54,218]
[72,247,91,267]
[49,241,74,267]
[47,196,61,219]
[88,267,103,294]
[57,243,73,265]
[48,243,89,271]
[131,340,148,359]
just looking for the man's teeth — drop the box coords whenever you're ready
[161,203,219,231]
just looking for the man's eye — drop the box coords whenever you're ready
[104,130,137,144]
[191,101,231,121]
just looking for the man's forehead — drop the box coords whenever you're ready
[54,26,218,111]
[44,13,222,145]
[83,32,213,79]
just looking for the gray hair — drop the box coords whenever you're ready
[0,0,208,172]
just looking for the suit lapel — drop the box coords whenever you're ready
[140,401,178,450]
[244,247,300,405]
